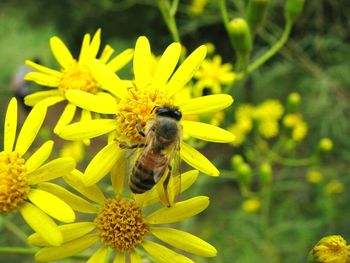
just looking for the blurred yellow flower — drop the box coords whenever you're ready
[31,169,217,262]
[306,170,323,184]
[254,100,284,139]
[324,180,344,195]
[242,197,261,213]
[188,0,208,15]
[312,235,350,263]
[318,138,334,152]
[1,98,76,246]
[194,55,235,96]
[60,141,84,163]
[24,29,133,134]
[283,113,308,141]
[59,36,235,186]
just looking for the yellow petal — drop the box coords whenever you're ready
[15,103,47,155]
[28,157,76,184]
[167,45,207,97]
[64,169,106,205]
[35,234,99,262]
[54,103,76,134]
[136,170,199,207]
[27,189,75,223]
[4,97,17,152]
[88,28,101,60]
[50,36,74,69]
[19,201,63,246]
[38,182,98,214]
[146,196,209,224]
[24,91,63,106]
[113,251,126,263]
[99,44,114,63]
[28,222,96,246]
[84,141,122,186]
[87,245,108,263]
[107,48,134,72]
[153,42,181,89]
[24,72,60,87]
[130,250,142,263]
[134,36,151,86]
[142,240,193,263]
[151,227,217,257]
[89,59,127,98]
[182,120,235,143]
[111,153,126,196]
[25,60,61,77]
[25,140,54,173]
[78,33,91,64]
[58,119,116,141]
[179,94,233,115]
[65,90,117,114]
[180,142,219,176]
[80,109,92,146]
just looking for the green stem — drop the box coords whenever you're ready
[0,246,38,255]
[4,219,28,244]
[158,0,181,44]
[218,0,236,58]
[236,20,293,79]
[272,154,317,167]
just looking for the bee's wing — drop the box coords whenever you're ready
[155,137,182,207]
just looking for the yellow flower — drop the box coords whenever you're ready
[0,98,76,246]
[254,100,284,138]
[194,55,235,96]
[306,170,323,184]
[312,235,350,263]
[60,141,84,163]
[30,169,217,262]
[283,113,308,141]
[324,180,344,195]
[188,0,208,15]
[242,197,261,213]
[59,36,235,186]
[23,29,133,134]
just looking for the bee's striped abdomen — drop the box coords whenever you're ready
[129,152,167,194]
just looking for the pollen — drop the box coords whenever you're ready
[58,61,98,94]
[0,151,29,213]
[95,198,149,252]
[116,85,173,144]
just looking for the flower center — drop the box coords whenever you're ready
[95,198,149,252]
[58,61,98,94]
[115,85,173,144]
[0,151,29,213]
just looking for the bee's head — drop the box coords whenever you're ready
[154,106,182,121]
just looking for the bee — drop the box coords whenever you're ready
[125,105,182,206]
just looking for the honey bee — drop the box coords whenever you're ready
[124,105,182,206]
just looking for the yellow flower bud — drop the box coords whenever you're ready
[306,170,323,184]
[237,162,253,187]
[229,18,252,57]
[286,92,301,112]
[318,138,333,153]
[242,197,261,213]
[246,0,270,35]
[284,0,305,23]
[231,154,244,170]
[259,163,272,186]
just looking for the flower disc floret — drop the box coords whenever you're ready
[58,61,98,94]
[0,151,29,213]
[116,85,173,144]
[95,198,149,252]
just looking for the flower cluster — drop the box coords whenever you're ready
[1,29,236,262]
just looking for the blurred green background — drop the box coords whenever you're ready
[0,0,350,262]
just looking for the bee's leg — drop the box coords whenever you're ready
[136,119,146,137]
[163,165,172,207]
[119,143,146,149]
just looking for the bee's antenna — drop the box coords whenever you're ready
[151,105,159,114]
